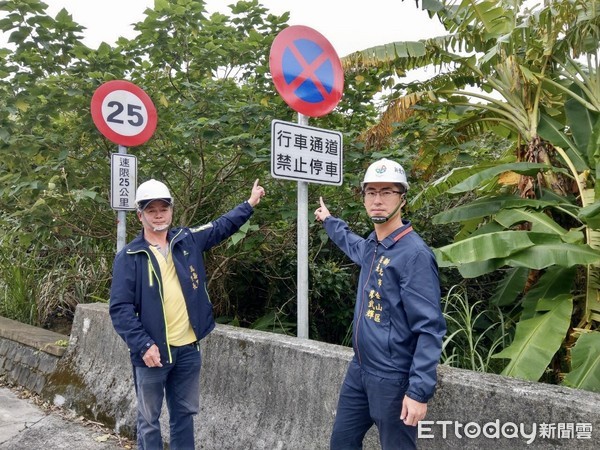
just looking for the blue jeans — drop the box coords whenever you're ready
[134,343,201,450]
[330,359,417,450]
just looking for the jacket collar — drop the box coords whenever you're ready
[126,227,185,253]
[367,220,412,249]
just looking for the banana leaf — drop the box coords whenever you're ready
[490,267,529,307]
[435,231,600,277]
[447,162,570,194]
[566,91,600,168]
[434,230,536,264]
[411,162,501,209]
[433,195,572,224]
[562,331,600,393]
[493,295,573,381]
[506,242,600,268]
[538,113,589,172]
[578,200,600,230]
[580,188,600,321]
[433,197,508,224]
[494,209,568,235]
[521,267,577,319]
[443,258,506,278]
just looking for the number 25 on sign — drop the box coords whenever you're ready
[91,80,157,147]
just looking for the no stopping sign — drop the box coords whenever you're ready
[269,25,344,117]
[91,80,157,146]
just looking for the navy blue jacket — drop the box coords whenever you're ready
[109,201,253,367]
[324,216,446,403]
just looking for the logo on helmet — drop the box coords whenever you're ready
[374,165,387,175]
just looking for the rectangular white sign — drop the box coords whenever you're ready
[271,120,343,185]
[111,153,137,210]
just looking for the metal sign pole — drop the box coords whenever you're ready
[297,114,309,339]
[116,145,128,253]
[93,80,152,254]
[269,26,344,340]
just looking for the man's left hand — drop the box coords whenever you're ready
[400,395,427,426]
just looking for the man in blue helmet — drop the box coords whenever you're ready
[314,158,446,449]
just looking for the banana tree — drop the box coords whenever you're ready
[343,0,600,391]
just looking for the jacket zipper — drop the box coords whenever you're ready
[146,252,172,364]
[129,247,175,364]
[147,259,153,287]
[149,229,183,364]
[128,229,185,365]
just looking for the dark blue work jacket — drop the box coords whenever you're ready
[324,216,446,403]
[109,202,253,367]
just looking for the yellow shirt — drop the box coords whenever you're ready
[149,245,197,346]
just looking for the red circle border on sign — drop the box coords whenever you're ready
[90,80,157,147]
[269,25,344,117]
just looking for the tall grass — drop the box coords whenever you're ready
[0,249,39,325]
[0,235,113,329]
[441,285,509,373]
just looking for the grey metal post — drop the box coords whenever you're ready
[297,113,309,339]
[116,145,128,253]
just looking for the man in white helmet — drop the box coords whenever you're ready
[315,158,445,449]
[109,178,265,450]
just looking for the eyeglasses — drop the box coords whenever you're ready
[363,190,403,200]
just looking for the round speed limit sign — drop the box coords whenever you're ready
[91,80,157,146]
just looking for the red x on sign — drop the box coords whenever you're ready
[269,25,344,117]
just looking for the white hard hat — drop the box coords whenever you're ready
[361,158,409,191]
[135,179,173,210]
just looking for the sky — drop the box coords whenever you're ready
[38,0,447,57]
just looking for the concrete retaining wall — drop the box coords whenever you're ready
[4,303,600,449]
[0,316,67,394]
[41,303,380,448]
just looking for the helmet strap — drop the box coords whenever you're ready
[369,196,405,224]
